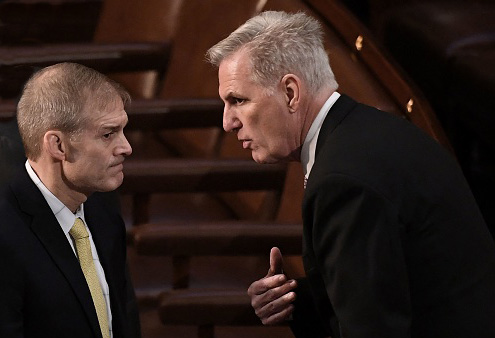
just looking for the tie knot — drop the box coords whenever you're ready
[70,218,89,240]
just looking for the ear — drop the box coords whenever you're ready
[281,74,301,113]
[43,130,66,161]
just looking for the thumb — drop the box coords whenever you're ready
[267,247,284,276]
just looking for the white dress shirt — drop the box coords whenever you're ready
[25,160,113,337]
[301,91,341,186]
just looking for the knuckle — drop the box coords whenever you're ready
[266,289,279,302]
[266,301,276,313]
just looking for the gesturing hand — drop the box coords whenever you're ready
[247,247,297,325]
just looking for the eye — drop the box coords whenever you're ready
[103,132,114,139]
[229,97,245,105]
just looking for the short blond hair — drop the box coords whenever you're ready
[17,62,130,160]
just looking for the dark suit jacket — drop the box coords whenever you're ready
[0,167,140,338]
[290,95,495,338]
[0,118,25,188]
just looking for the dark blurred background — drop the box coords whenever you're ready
[340,0,495,236]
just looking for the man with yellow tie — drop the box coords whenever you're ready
[0,62,140,338]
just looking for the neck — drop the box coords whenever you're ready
[29,158,87,213]
[294,87,336,161]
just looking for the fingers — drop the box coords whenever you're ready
[255,283,297,325]
[248,276,297,325]
[249,276,297,306]
[259,298,295,325]
[269,247,284,276]
[248,274,287,296]
[248,247,297,325]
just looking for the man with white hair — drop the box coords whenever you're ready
[207,11,495,338]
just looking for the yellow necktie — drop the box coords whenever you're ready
[70,218,110,338]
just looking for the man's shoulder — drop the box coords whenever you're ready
[0,166,43,213]
[86,191,121,212]
[84,190,124,229]
[0,177,21,214]
[0,181,31,244]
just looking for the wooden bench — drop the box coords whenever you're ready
[130,221,301,337]
[121,156,287,223]
[0,97,222,126]
[0,42,171,99]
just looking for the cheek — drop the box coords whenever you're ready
[75,154,107,178]
[247,105,273,132]
[259,110,287,141]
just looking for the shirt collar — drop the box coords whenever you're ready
[25,160,85,236]
[301,91,340,178]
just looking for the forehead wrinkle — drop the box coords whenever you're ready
[96,110,128,126]
[85,104,127,134]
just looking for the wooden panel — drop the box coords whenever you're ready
[132,222,302,256]
[93,0,182,98]
[126,98,223,131]
[158,0,261,99]
[159,289,261,326]
[120,159,287,194]
[0,42,170,99]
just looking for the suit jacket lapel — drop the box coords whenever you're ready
[84,198,120,281]
[85,194,128,338]
[11,169,103,338]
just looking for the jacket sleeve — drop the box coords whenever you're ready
[0,237,25,338]
[307,173,412,338]
[290,277,331,338]
[124,262,141,338]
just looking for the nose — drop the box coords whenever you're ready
[223,106,241,132]
[119,133,133,157]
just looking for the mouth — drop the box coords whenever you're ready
[240,139,252,149]
[110,160,125,170]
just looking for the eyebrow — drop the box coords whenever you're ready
[100,125,120,132]
[223,91,235,100]
[99,118,128,132]
[224,91,246,101]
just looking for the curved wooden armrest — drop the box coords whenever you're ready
[303,0,452,153]
[130,221,302,256]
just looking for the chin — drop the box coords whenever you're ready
[252,152,277,164]
[100,175,124,192]
[253,150,293,164]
